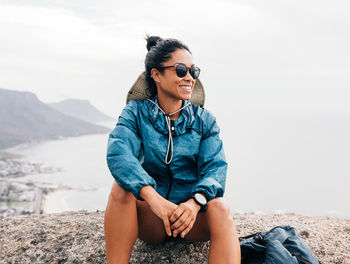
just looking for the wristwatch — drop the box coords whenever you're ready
[192,193,208,212]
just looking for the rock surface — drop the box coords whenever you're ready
[0,211,349,263]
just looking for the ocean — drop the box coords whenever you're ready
[10,114,350,218]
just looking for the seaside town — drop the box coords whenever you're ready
[0,151,62,217]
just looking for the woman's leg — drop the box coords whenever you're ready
[104,181,138,264]
[104,182,167,264]
[185,198,241,264]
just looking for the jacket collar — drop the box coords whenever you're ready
[144,96,195,135]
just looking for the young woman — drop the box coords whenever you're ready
[104,36,241,264]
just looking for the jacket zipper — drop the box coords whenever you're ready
[166,120,176,200]
[166,164,173,200]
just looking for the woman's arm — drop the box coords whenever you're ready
[192,110,228,201]
[106,101,157,199]
[107,101,179,235]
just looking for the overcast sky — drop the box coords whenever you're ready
[0,0,349,117]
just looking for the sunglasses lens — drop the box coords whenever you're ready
[190,66,200,79]
[175,64,188,78]
[175,64,200,79]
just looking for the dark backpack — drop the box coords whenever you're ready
[239,225,320,264]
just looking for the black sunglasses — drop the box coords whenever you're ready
[159,63,200,79]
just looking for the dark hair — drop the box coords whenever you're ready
[144,35,191,97]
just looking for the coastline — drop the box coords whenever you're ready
[0,149,108,217]
[1,149,350,219]
[0,151,63,217]
[42,189,72,214]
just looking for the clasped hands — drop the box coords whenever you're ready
[140,186,201,238]
[168,198,201,238]
[148,195,201,238]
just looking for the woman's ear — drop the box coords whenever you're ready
[151,68,161,84]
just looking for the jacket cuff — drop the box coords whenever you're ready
[191,178,224,202]
[116,177,157,200]
[133,181,157,200]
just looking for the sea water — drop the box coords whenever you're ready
[10,115,350,218]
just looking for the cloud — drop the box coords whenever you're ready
[0,0,349,116]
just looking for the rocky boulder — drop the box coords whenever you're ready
[0,211,349,263]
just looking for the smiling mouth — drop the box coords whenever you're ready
[179,85,192,92]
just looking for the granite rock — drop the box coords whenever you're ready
[0,211,349,263]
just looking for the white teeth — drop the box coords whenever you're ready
[180,85,192,91]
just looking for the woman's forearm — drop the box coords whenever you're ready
[139,185,159,203]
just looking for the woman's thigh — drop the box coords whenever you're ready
[136,200,167,244]
[184,210,210,242]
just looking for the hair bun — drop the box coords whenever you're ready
[146,36,163,51]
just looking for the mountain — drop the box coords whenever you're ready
[0,88,110,150]
[49,99,114,124]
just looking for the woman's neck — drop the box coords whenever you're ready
[157,94,183,120]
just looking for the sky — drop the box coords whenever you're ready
[1,0,350,217]
[0,0,350,118]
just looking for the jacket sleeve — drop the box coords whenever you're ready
[191,111,227,201]
[106,101,157,199]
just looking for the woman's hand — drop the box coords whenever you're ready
[140,185,177,236]
[169,198,201,238]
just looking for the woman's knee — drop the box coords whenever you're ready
[109,181,135,205]
[207,198,233,225]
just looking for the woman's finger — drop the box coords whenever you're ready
[180,220,195,238]
[169,206,184,223]
[171,210,189,230]
[162,216,172,237]
[173,215,192,237]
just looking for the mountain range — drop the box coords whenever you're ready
[0,88,111,150]
[49,99,114,124]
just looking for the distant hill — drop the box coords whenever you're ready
[49,99,113,124]
[0,88,110,150]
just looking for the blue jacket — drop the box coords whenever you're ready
[106,97,227,204]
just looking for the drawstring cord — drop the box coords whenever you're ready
[147,99,191,164]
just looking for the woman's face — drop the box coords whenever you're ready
[153,49,196,102]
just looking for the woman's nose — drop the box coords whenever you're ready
[184,70,194,82]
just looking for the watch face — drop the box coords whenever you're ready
[194,193,207,205]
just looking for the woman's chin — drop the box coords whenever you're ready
[177,91,192,101]
[177,86,193,100]
[180,94,191,101]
